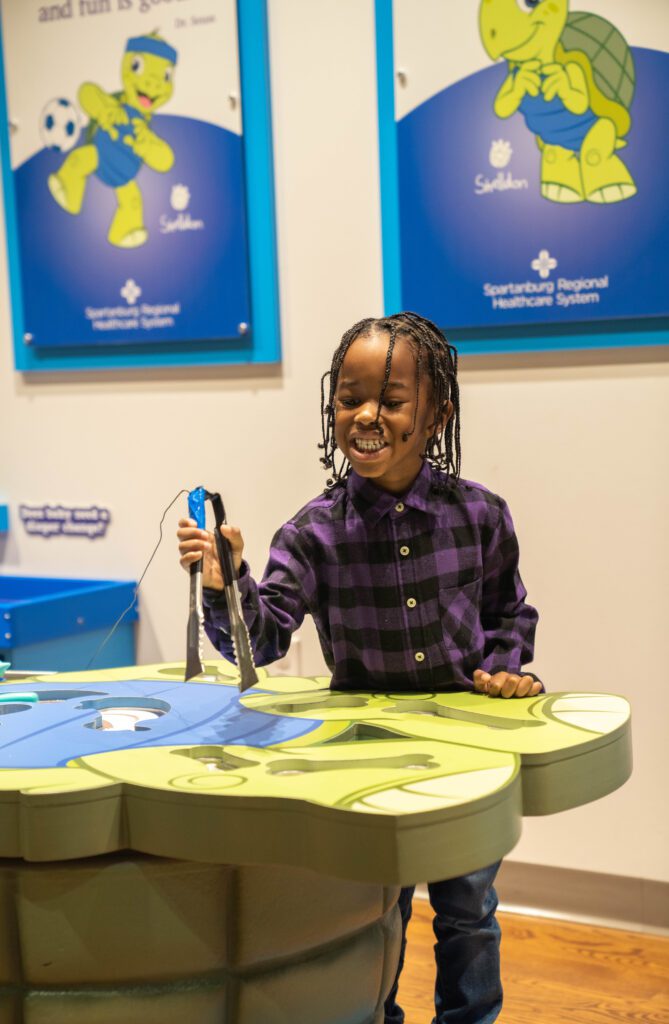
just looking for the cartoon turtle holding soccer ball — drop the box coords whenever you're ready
[47,32,177,248]
[479,0,636,204]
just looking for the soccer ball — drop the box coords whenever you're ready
[40,98,81,154]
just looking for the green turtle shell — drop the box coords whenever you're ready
[561,12,635,110]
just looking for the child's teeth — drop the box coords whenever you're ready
[355,438,385,451]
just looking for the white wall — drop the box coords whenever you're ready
[1,0,667,884]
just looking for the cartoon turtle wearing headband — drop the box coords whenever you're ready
[48,32,177,247]
[479,0,636,204]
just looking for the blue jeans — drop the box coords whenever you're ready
[384,862,502,1024]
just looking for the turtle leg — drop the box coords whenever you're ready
[47,144,98,215]
[540,142,584,203]
[581,118,636,204]
[108,181,148,248]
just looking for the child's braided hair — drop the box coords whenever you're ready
[319,312,461,488]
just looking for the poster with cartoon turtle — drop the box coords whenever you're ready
[382,0,668,330]
[0,0,251,350]
[48,32,178,250]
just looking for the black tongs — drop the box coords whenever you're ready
[185,487,258,691]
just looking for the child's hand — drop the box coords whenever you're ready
[473,669,542,699]
[177,518,244,589]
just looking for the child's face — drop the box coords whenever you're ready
[333,330,449,494]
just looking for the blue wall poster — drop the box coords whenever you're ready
[380,0,669,333]
[0,0,277,367]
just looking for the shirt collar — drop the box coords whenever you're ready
[347,460,438,524]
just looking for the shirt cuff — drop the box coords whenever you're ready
[202,559,252,608]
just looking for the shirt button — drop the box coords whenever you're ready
[400,545,410,556]
[395,502,405,513]
[414,651,425,662]
[406,598,417,608]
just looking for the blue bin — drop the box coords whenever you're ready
[0,576,137,672]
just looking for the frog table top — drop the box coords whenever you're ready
[0,661,631,885]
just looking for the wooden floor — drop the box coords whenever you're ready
[397,900,669,1023]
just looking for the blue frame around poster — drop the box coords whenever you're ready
[374,0,668,356]
[0,0,280,372]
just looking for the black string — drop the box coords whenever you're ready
[85,489,189,671]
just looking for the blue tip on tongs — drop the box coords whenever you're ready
[0,692,39,704]
[188,486,207,529]
[183,487,258,691]
[185,486,207,681]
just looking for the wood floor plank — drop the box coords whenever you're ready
[396,899,669,1023]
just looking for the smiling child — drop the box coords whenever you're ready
[177,311,541,1023]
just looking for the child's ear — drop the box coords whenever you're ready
[441,400,454,428]
[430,401,453,433]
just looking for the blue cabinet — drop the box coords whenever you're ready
[0,576,137,671]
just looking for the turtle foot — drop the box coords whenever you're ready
[587,183,637,204]
[109,181,146,248]
[47,147,96,214]
[541,183,584,204]
[540,145,584,202]
[48,173,78,214]
[111,227,149,249]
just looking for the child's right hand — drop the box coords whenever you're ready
[177,518,244,590]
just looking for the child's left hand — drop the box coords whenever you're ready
[473,670,542,699]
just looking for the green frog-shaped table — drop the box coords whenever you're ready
[0,661,631,1023]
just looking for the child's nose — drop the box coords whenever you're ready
[354,402,378,425]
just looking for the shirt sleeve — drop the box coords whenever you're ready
[478,498,540,679]
[202,521,315,666]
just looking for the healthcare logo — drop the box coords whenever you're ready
[531,250,558,279]
[46,32,178,247]
[85,279,181,334]
[483,248,610,312]
[121,278,141,305]
[479,1,637,204]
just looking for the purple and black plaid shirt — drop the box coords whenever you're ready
[204,461,538,691]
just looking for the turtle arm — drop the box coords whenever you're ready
[77,83,119,122]
[493,71,523,118]
[144,135,174,173]
[130,121,175,173]
[563,62,589,114]
[541,61,589,115]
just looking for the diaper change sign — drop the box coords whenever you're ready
[383,0,669,328]
[1,0,251,348]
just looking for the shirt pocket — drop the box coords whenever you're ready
[437,575,484,653]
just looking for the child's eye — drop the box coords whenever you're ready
[382,400,403,410]
[337,397,359,409]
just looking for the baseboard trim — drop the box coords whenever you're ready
[416,862,669,936]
